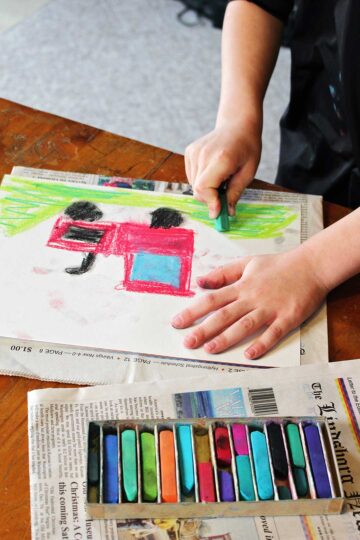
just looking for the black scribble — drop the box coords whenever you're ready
[150,207,183,229]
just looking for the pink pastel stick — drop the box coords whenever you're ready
[232,424,249,456]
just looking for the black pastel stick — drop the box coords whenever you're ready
[267,423,288,479]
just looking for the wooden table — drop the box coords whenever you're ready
[0,99,359,539]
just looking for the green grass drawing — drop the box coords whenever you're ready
[0,176,298,239]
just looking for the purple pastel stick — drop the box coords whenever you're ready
[218,470,235,502]
[232,424,248,455]
[304,424,332,498]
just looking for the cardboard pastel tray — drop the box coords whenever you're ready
[86,417,345,519]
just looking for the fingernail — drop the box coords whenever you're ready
[228,203,236,217]
[204,341,216,353]
[184,335,197,348]
[245,346,256,359]
[209,207,217,219]
[197,276,207,287]
[171,315,184,328]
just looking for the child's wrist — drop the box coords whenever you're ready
[215,111,262,139]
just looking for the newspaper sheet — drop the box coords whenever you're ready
[28,359,360,540]
[1,167,327,386]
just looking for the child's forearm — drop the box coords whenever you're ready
[217,0,284,131]
[301,207,360,291]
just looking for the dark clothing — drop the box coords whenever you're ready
[249,0,360,208]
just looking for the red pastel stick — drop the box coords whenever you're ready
[214,426,232,466]
[197,462,216,502]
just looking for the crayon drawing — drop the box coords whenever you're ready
[47,202,194,296]
[0,176,301,367]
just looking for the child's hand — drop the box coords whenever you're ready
[171,248,329,359]
[185,121,261,218]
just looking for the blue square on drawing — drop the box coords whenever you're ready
[131,252,181,287]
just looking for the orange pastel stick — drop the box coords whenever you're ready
[159,430,178,503]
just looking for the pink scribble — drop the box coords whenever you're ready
[33,267,51,275]
[49,298,64,310]
[47,217,195,296]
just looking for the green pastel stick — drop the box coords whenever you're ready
[140,432,157,502]
[292,467,308,497]
[121,429,138,502]
[215,185,230,232]
[286,424,306,468]
[278,485,292,500]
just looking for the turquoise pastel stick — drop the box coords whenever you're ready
[250,431,274,500]
[177,425,195,495]
[235,455,255,501]
[121,429,138,502]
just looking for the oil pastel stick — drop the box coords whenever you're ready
[103,433,119,503]
[218,470,235,502]
[215,184,230,232]
[231,424,255,501]
[250,430,274,500]
[121,429,138,502]
[286,423,308,497]
[159,430,177,503]
[140,432,157,502]
[176,425,195,496]
[214,426,232,466]
[267,422,292,500]
[88,423,100,486]
[194,430,216,502]
[304,424,332,498]
[214,426,235,501]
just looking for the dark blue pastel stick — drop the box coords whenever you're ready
[304,424,332,498]
[218,470,235,502]
[177,425,195,495]
[103,433,119,503]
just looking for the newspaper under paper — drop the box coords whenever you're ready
[28,359,360,539]
[0,167,327,387]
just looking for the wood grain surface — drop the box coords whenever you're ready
[0,98,358,539]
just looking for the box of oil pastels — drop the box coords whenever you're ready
[86,417,345,519]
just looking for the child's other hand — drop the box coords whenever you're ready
[171,248,329,359]
[185,121,261,218]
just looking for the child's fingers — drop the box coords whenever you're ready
[184,144,199,185]
[171,286,236,329]
[182,299,251,349]
[244,320,286,359]
[193,156,236,218]
[226,162,256,211]
[184,153,192,184]
[203,308,267,354]
[197,258,249,289]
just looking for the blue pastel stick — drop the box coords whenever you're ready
[250,431,274,500]
[304,424,332,498]
[235,455,255,501]
[103,433,119,503]
[218,470,235,502]
[177,425,195,495]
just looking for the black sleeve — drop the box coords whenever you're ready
[246,0,295,23]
